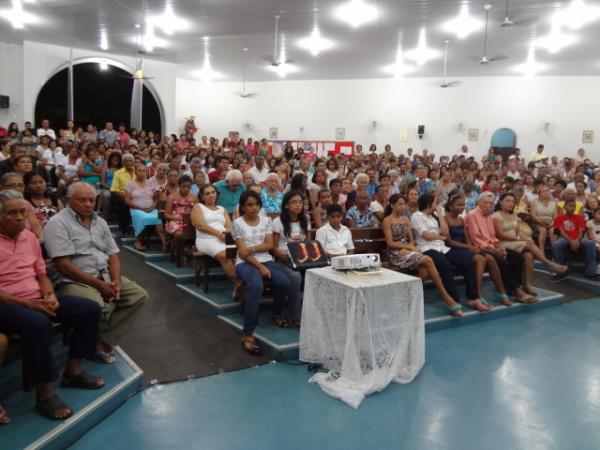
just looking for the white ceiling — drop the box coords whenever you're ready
[1,0,600,81]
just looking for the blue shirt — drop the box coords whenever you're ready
[261,189,283,215]
[417,179,436,196]
[214,180,246,214]
[366,182,378,199]
[346,206,376,229]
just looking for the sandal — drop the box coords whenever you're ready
[289,320,301,328]
[134,242,146,252]
[449,303,463,318]
[517,295,539,304]
[271,316,289,328]
[90,351,115,364]
[0,405,10,425]
[523,286,539,296]
[36,394,73,421]
[241,336,261,356]
[468,299,491,312]
[61,371,105,390]
[495,293,512,307]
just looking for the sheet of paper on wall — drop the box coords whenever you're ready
[316,143,327,158]
[324,142,335,155]
[398,128,408,143]
[340,145,353,155]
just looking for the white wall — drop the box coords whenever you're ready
[176,76,600,160]
[0,42,24,127]
[20,41,177,134]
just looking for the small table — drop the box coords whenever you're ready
[299,267,425,409]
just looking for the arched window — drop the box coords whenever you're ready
[491,128,516,149]
[35,60,163,135]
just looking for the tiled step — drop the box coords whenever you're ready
[176,280,273,315]
[121,244,170,261]
[144,260,195,283]
[0,344,142,450]
[218,282,565,360]
[535,265,600,295]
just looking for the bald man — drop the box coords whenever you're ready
[45,182,148,363]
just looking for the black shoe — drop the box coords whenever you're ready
[583,274,600,282]
[550,273,568,283]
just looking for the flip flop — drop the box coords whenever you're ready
[241,337,261,356]
[90,351,115,364]
[36,394,73,421]
[61,371,105,390]
[495,293,512,307]
[469,299,491,312]
[449,303,463,317]
[517,295,539,304]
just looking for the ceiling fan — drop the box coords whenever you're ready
[262,15,294,67]
[440,41,461,88]
[480,4,507,64]
[239,48,259,98]
[500,0,514,27]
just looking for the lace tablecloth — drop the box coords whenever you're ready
[299,267,425,409]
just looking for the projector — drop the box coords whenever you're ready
[331,254,381,271]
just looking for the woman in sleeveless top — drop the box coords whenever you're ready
[164,175,197,235]
[24,171,63,227]
[445,194,511,307]
[530,185,557,252]
[191,183,236,284]
[493,192,566,295]
[382,194,464,317]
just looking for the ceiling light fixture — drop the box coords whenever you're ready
[334,0,378,28]
[405,27,440,66]
[534,16,577,54]
[442,2,484,39]
[152,2,189,35]
[193,37,222,83]
[100,28,109,51]
[0,0,38,29]
[557,0,600,30]
[513,46,548,78]
[383,46,416,78]
[99,59,109,70]
[298,27,334,56]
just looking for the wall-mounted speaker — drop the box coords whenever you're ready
[0,96,9,109]
[418,125,425,139]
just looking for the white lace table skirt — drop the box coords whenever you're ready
[299,267,425,409]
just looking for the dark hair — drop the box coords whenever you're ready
[326,203,343,216]
[496,192,516,212]
[318,189,331,201]
[178,175,192,185]
[384,193,406,217]
[238,190,262,216]
[280,190,308,238]
[24,170,56,205]
[417,194,435,212]
[329,178,342,188]
[555,179,567,188]
[290,173,307,191]
[198,183,217,203]
[107,151,122,168]
[444,193,464,212]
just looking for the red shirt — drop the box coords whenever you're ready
[554,214,586,240]
[0,229,45,300]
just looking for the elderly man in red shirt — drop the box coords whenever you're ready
[0,190,104,422]
[465,191,537,304]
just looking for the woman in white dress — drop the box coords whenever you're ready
[191,183,235,284]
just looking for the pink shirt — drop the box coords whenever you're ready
[0,229,45,300]
[465,206,499,250]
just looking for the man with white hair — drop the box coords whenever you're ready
[45,182,149,363]
[215,169,247,214]
[465,191,536,304]
[0,190,104,420]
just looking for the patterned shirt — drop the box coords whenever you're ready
[346,206,376,229]
[261,189,283,215]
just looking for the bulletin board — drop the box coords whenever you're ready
[268,140,355,158]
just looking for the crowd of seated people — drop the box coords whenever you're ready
[2,117,600,421]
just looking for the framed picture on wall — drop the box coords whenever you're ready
[335,128,345,140]
[583,130,594,144]
[398,128,408,143]
[468,128,480,142]
[269,127,278,140]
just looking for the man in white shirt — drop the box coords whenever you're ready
[36,119,56,141]
[506,157,521,180]
[459,144,472,159]
[315,204,354,257]
[249,155,270,185]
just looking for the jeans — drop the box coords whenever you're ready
[424,250,461,303]
[111,192,130,235]
[274,262,303,321]
[0,295,100,384]
[552,238,597,276]
[445,248,478,300]
[235,261,292,336]
[484,249,524,293]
